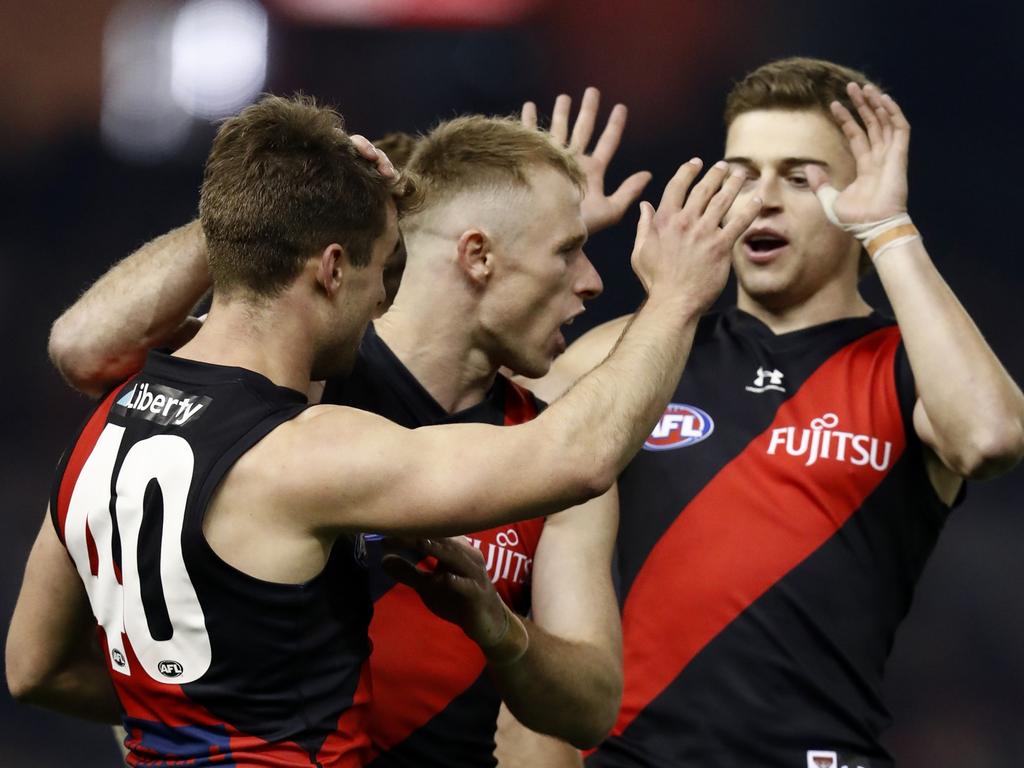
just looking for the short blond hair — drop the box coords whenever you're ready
[405,115,584,212]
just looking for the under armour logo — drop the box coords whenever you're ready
[745,366,785,393]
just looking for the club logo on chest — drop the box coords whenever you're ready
[643,403,715,451]
[746,366,786,393]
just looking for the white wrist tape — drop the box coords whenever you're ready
[815,185,920,262]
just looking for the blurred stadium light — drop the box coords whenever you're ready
[101,0,191,161]
[101,0,267,161]
[171,0,268,119]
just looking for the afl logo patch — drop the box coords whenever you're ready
[643,403,714,451]
[158,660,184,678]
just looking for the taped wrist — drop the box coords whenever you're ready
[479,602,529,667]
[815,186,920,261]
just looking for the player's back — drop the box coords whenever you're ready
[51,350,373,767]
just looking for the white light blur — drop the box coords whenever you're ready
[101,1,192,161]
[171,0,269,120]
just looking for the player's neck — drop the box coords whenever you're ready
[375,295,497,414]
[736,281,872,334]
[174,295,315,395]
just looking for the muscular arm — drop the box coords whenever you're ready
[6,514,122,723]
[491,487,620,748]
[811,84,1024,485]
[882,239,1024,481]
[239,161,758,537]
[49,220,209,397]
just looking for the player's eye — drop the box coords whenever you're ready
[788,175,809,188]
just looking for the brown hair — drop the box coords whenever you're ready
[373,132,419,171]
[405,115,584,212]
[200,94,419,298]
[724,57,875,131]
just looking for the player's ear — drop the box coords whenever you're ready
[455,229,492,287]
[315,243,345,297]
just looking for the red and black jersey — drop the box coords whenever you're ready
[322,325,545,768]
[588,309,953,768]
[51,351,373,767]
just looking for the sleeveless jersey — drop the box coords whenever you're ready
[588,309,953,768]
[322,325,545,768]
[50,351,374,767]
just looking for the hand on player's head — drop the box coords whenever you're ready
[350,133,398,180]
[631,158,761,314]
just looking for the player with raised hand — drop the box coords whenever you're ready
[528,59,1024,768]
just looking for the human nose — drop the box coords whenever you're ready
[576,251,603,300]
[748,173,782,214]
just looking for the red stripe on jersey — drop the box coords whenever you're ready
[504,380,539,425]
[55,385,123,539]
[609,326,906,741]
[315,661,373,766]
[367,582,486,756]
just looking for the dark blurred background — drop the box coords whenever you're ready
[1,1,1021,765]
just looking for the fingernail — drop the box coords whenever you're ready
[689,157,702,166]
[714,160,728,170]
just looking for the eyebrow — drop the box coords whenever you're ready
[556,232,588,252]
[725,156,831,169]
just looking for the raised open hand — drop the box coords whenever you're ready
[806,83,910,225]
[631,159,761,314]
[523,87,651,235]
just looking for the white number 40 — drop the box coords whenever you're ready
[64,423,211,683]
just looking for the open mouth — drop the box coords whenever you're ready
[745,233,789,252]
[743,230,789,260]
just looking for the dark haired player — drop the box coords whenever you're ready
[529,58,1024,767]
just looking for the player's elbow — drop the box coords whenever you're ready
[945,420,1024,479]
[5,643,51,705]
[48,318,111,398]
[563,686,621,749]
[568,463,616,508]
[567,701,619,749]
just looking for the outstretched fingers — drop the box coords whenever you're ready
[607,170,653,211]
[830,100,871,164]
[848,83,884,151]
[720,193,763,243]
[679,161,732,220]
[701,169,747,225]
[521,101,538,130]
[590,102,628,166]
[657,158,704,218]
[549,93,572,145]
[569,86,601,153]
